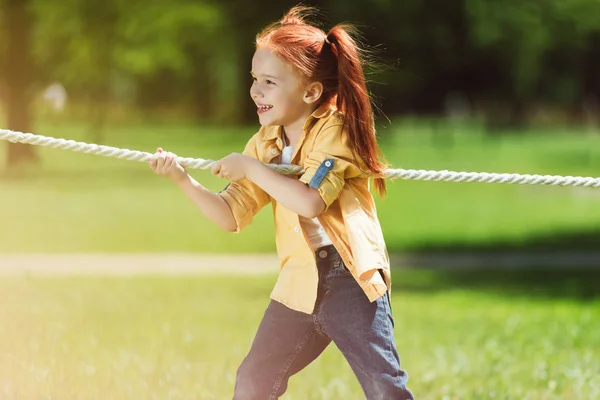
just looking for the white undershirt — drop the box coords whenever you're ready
[281,145,333,250]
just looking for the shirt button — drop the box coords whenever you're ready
[319,250,328,259]
[271,148,277,155]
[276,139,281,146]
[294,226,300,233]
[325,161,332,167]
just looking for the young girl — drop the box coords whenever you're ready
[149,6,414,399]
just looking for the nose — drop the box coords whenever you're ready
[250,81,262,100]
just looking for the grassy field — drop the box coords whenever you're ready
[1,120,600,254]
[1,270,598,399]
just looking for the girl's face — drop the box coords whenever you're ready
[250,48,314,129]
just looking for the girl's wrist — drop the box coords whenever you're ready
[245,157,264,182]
[173,173,191,187]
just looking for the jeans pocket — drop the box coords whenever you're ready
[384,292,395,328]
[327,259,351,282]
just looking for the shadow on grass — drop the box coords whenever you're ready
[405,226,600,252]
[391,267,600,301]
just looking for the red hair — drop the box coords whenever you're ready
[256,6,387,196]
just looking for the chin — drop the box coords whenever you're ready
[258,114,282,127]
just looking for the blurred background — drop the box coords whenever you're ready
[1,1,600,399]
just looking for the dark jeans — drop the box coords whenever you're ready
[233,244,414,400]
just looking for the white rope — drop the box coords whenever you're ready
[2,128,599,188]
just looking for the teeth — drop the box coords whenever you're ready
[259,105,273,111]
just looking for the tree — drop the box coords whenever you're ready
[3,0,38,168]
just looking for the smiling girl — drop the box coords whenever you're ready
[149,6,414,399]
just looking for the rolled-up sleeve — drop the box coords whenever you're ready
[299,123,365,209]
[218,134,271,232]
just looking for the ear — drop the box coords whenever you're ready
[303,81,323,105]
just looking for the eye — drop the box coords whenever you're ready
[266,80,275,85]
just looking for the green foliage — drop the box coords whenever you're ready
[115,1,225,78]
[467,2,542,100]
[555,0,600,32]
[29,0,227,96]
[31,0,116,88]
[464,0,600,103]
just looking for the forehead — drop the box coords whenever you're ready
[251,47,295,79]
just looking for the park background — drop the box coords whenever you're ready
[0,0,599,399]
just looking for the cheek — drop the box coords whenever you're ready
[268,91,288,110]
[277,90,303,108]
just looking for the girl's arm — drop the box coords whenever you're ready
[246,160,325,219]
[149,150,238,232]
[175,174,238,232]
[151,132,272,233]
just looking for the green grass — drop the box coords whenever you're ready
[1,270,599,399]
[1,120,600,253]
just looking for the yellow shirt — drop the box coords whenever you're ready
[218,104,390,314]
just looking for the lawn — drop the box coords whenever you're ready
[1,120,600,254]
[1,269,598,399]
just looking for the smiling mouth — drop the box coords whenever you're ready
[257,105,273,114]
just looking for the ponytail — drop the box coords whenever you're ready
[325,26,387,196]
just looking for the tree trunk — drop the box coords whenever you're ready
[4,0,38,169]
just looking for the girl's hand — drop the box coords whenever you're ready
[149,148,188,183]
[211,153,259,181]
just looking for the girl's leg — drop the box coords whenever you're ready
[316,249,414,400]
[233,299,331,400]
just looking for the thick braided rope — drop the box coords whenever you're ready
[2,128,599,188]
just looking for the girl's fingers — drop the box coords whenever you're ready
[154,148,164,172]
[166,155,174,170]
[149,157,157,171]
[155,161,163,175]
[150,149,182,177]
[158,153,167,169]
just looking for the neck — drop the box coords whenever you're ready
[283,128,301,147]
[283,107,317,146]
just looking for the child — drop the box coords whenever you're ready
[149,6,414,399]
